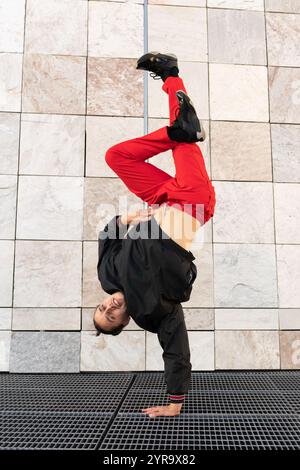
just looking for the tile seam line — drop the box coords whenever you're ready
[95,373,137,450]
[205,0,215,364]
[2,110,300,125]
[11,0,27,320]
[264,0,281,356]
[80,0,89,354]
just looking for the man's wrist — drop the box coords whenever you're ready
[169,403,183,409]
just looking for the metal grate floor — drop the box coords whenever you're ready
[118,390,299,415]
[0,412,112,450]
[99,414,300,450]
[0,371,299,450]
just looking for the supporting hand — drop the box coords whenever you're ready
[120,207,156,226]
[141,403,183,418]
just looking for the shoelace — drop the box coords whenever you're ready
[149,71,162,80]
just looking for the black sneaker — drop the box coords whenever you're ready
[136,51,178,80]
[172,90,206,142]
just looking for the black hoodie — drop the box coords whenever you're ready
[97,215,197,403]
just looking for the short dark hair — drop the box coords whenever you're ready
[93,305,125,336]
[94,320,124,336]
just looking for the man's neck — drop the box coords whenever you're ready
[153,204,201,251]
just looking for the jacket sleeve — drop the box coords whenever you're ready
[157,302,191,404]
[97,215,131,292]
[97,215,130,265]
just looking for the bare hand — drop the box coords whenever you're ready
[141,403,183,418]
[120,207,157,226]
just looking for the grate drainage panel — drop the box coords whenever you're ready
[99,414,300,450]
[0,371,299,450]
[0,412,112,450]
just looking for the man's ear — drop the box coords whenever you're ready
[123,316,130,327]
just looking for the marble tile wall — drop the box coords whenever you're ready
[0,0,299,373]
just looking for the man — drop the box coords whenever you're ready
[94,52,216,418]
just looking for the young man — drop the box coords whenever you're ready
[94,52,216,418]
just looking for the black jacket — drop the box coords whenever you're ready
[97,215,197,403]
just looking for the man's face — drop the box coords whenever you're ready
[93,291,130,332]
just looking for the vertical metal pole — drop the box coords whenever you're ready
[143,0,148,136]
[143,0,148,210]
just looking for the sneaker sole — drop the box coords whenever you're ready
[136,52,178,71]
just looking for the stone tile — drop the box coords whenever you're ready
[95,0,144,2]
[183,308,215,330]
[210,64,269,122]
[95,0,143,2]
[10,332,80,372]
[269,67,300,124]
[0,241,14,306]
[25,0,87,55]
[148,5,207,62]
[83,178,140,241]
[0,331,11,371]
[80,330,145,371]
[149,0,206,5]
[265,0,300,13]
[146,331,214,371]
[20,114,85,176]
[148,62,209,120]
[274,183,300,243]
[272,125,300,182]
[82,241,105,307]
[208,9,266,65]
[0,309,12,329]
[87,58,143,116]
[17,176,84,240]
[0,113,20,175]
[185,244,214,308]
[0,175,17,239]
[0,53,22,112]
[88,1,143,57]
[266,13,300,67]
[86,116,144,177]
[280,331,300,369]
[280,309,300,329]
[82,308,95,330]
[14,241,82,307]
[189,331,215,370]
[213,182,274,243]
[211,121,272,181]
[208,0,264,9]
[0,0,25,53]
[12,308,80,330]
[214,244,278,307]
[215,331,280,369]
[82,308,142,331]
[277,245,300,308]
[100,0,144,3]
[191,215,213,245]
[146,332,163,370]
[22,54,86,114]
[215,309,279,329]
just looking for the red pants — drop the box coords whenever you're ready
[105,76,216,224]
